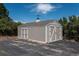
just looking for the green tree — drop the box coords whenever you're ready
[0,3,9,18]
[0,3,21,36]
[59,17,68,37]
[59,15,79,40]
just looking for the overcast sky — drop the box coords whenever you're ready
[4,3,79,23]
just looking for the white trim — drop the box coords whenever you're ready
[48,25,55,42]
[28,39,46,44]
[18,27,19,39]
[27,29,29,39]
[23,29,26,39]
[21,27,29,29]
[46,22,61,27]
[60,27,63,40]
[45,26,47,43]
[21,28,23,39]
[54,26,56,41]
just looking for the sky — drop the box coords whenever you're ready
[4,3,79,23]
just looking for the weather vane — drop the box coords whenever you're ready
[36,14,40,20]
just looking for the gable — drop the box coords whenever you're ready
[46,22,62,27]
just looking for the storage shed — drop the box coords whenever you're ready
[18,20,63,43]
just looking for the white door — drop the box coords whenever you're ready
[48,25,56,42]
[25,29,28,39]
[55,26,62,40]
[21,28,28,39]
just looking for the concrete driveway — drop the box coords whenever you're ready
[0,39,79,56]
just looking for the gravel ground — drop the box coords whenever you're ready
[0,39,79,56]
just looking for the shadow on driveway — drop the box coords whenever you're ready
[0,40,79,56]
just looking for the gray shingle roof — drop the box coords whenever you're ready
[19,20,58,27]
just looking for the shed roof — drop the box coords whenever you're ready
[19,20,59,27]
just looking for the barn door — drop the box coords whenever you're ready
[48,25,62,42]
[48,25,56,42]
[55,26,62,40]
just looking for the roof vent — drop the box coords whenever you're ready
[35,20,40,22]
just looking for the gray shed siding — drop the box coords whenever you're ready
[18,26,46,43]
[28,26,45,43]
